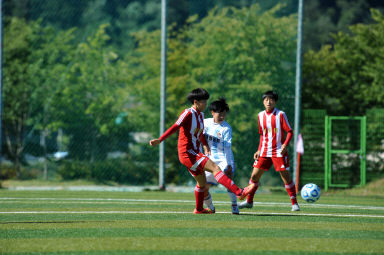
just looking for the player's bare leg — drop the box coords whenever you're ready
[204,159,255,200]
[279,170,292,184]
[239,168,263,209]
[250,167,265,183]
[280,170,300,211]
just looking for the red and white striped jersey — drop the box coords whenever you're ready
[159,107,207,154]
[258,108,293,157]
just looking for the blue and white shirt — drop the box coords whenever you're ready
[203,118,235,173]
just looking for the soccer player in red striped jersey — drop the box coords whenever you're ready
[150,88,255,214]
[238,90,300,212]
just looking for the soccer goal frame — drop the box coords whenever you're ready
[324,116,366,191]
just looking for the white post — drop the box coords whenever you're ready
[293,0,303,185]
[159,0,167,190]
[0,0,3,178]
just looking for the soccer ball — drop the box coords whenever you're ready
[301,183,321,203]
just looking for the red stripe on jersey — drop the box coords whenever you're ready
[282,113,292,130]
[158,107,205,155]
[257,114,263,152]
[257,108,292,158]
[177,107,205,154]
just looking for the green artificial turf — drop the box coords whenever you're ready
[1,190,383,254]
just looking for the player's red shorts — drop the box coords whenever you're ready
[179,150,209,176]
[253,155,290,171]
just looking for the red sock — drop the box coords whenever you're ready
[195,185,205,211]
[214,171,241,195]
[285,181,298,205]
[247,180,259,203]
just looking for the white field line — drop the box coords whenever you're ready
[0,210,383,218]
[1,197,384,211]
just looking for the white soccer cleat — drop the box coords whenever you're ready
[232,204,240,214]
[291,203,300,211]
[238,201,253,209]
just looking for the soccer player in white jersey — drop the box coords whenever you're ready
[238,91,300,212]
[202,98,239,214]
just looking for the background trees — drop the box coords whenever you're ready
[3,18,76,176]
[1,0,383,184]
[302,9,384,115]
[124,4,297,182]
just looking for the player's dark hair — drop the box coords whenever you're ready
[187,88,210,104]
[209,97,229,113]
[262,90,278,101]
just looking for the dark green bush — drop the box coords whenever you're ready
[57,158,157,185]
[0,164,18,180]
[58,160,91,180]
[19,168,41,180]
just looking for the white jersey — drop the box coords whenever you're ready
[203,118,235,173]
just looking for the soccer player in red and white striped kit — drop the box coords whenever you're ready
[238,90,300,211]
[150,88,255,214]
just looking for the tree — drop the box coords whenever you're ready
[303,0,384,52]
[302,9,384,115]
[2,18,75,176]
[49,24,127,162]
[124,4,297,183]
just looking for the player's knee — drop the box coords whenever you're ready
[251,176,259,183]
[280,170,292,183]
[211,166,221,175]
[208,162,222,174]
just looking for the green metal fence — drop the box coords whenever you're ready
[300,109,383,190]
[324,116,366,191]
[300,110,326,187]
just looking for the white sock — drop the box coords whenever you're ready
[204,192,215,211]
[227,190,237,205]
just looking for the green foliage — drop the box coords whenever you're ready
[2,16,134,179]
[300,110,327,187]
[302,0,384,52]
[366,108,384,176]
[3,17,75,174]
[5,1,382,186]
[0,164,18,180]
[58,158,157,185]
[58,161,91,180]
[302,9,384,116]
[49,24,128,161]
[126,4,297,182]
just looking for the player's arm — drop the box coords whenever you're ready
[149,123,180,146]
[221,127,232,177]
[280,131,292,155]
[254,149,261,160]
[280,112,293,155]
[254,115,263,160]
[223,127,234,171]
[149,110,188,146]
[202,119,211,155]
[200,132,210,155]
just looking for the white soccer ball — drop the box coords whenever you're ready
[301,183,321,203]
